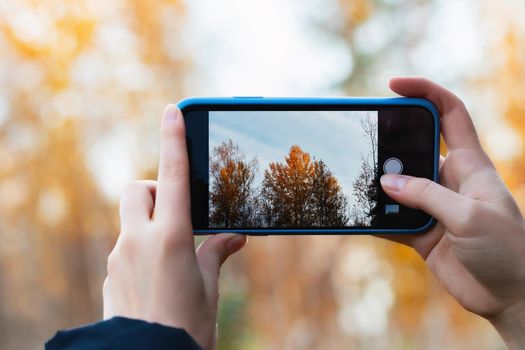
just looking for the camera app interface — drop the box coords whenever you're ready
[208,111,379,229]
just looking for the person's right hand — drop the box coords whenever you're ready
[378,77,525,349]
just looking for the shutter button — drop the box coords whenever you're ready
[383,157,403,175]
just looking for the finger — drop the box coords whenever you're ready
[119,180,157,231]
[196,234,247,302]
[155,105,192,229]
[374,156,447,255]
[390,76,481,151]
[380,174,476,234]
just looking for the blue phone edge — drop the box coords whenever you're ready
[177,97,441,235]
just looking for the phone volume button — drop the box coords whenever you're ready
[232,96,264,99]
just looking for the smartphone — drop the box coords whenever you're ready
[178,97,440,235]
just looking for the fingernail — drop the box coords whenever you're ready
[226,235,246,252]
[163,104,179,121]
[380,174,409,192]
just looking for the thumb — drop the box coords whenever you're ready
[380,174,475,233]
[196,233,247,300]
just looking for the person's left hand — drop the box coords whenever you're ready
[103,104,247,350]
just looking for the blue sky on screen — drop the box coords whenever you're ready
[209,110,377,206]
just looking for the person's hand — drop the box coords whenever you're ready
[378,77,525,349]
[103,105,247,350]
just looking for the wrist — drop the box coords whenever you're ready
[489,301,525,350]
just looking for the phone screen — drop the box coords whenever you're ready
[209,110,379,228]
[183,103,436,233]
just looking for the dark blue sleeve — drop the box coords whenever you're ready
[45,317,204,350]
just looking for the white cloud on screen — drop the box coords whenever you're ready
[209,110,377,206]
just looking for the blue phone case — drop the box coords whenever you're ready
[177,97,440,235]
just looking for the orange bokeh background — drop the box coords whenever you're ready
[0,1,523,349]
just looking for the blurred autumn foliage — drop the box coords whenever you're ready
[0,1,187,348]
[0,0,523,349]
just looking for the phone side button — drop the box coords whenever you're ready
[232,96,264,99]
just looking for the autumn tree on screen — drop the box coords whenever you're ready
[209,139,259,227]
[311,160,349,226]
[351,113,378,226]
[261,145,348,227]
[260,145,316,226]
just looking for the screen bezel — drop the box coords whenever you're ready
[180,97,440,235]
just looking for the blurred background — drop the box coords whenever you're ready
[0,0,524,349]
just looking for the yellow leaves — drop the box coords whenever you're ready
[0,176,29,213]
[501,31,525,135]
[0,0,189,347]
[128,0,186,65]
[482,27,525,205]
[2,4,96,59]
[340,0,372,26]
[37,187,68,227]
[1,3,96,91]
